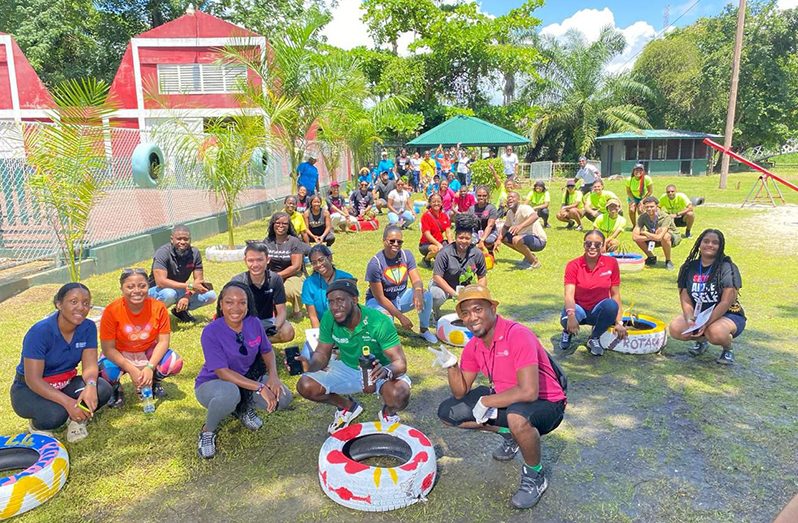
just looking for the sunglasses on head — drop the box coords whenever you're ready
[121,268,148,277]
[387,239,404,245]
[245,240,266,246]
[584,240,602,249]
[235,332,247,356]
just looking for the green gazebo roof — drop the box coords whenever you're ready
[407,116,530,147]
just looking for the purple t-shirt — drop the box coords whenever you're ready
[195,316,272,388]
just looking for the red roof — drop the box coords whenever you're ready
[0,33,53,110]
[136,10,259,39]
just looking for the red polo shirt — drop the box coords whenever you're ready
[564,255,620,311]
[460,316,566,402]
[420,210,451,245]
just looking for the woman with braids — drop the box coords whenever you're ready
[195,281,291,459]
[668,229,745,365]
[264,212,307,321]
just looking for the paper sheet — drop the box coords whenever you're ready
[681,304,716,335]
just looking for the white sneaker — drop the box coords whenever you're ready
[328,401,364,434]
[66,420,89,443]
[421,330,438,344]
[28,421,54,438]
[378,406,401,425]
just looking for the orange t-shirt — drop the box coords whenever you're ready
[100,297,171,353]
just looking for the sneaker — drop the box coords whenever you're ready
[421,330,438,344]
[544,223,551,228]
[559,330,573,351]
[28,421,54,438]
[575,225,583,231]
[421,257,432,269]
[716,348,735,365]
[684,230,692,238]
[511,465,548,509]
[377,406,401,425]
[66,420,89,443]
[665,260,675,271]
[566,221,574,230]
[688,340,708,356]
[529,260,542,270]
[171,307,198,323]
[152,380,166,399]
[644,256,657,266]
[586,337,604,356]
[492,434,519,462]
[197,430,217,459]
[107,383,124,408]
[237,406,263,431]
[328,401,364,434]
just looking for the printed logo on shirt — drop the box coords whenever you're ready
[690,273,718,304]
[600,270,612,277]
[247,335,262,348]
[496,349,510,357]
[123,323,153,342]
[383,264,408,286]
[75,342,87,349]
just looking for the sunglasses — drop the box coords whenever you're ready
[387,239,404,245]
[584,240,603,249]
[235,332,247,356]
[245,240,266,246]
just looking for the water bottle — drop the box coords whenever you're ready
[141,386,156,414]
[358,346,377,390]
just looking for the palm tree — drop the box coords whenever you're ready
[528,27,653,159]
[25,78,117,281]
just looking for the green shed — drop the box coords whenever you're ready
[596,130,721,177]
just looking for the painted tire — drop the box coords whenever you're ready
[599,314,668,354]
[250,147,269,176]
[481,249,495,270]
[604,252,645,273]
[0,433,69,519]
[349,218,380,232]
[437,313,473,347]
[205,245,246,263]
[131,143,164,188]
[318,422,436,512]
[413,200,427,214]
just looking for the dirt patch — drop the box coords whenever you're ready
[703,202,798,254]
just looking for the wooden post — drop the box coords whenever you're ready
[719,0,746,189]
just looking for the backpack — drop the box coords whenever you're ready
[545,351,568,395]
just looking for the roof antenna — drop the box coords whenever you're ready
[186,3,195,15]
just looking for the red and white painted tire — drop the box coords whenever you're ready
[599,314,668,354]
[603,252,645,273]
[349,218,380,232]
[318,422,437,512]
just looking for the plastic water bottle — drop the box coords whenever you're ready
[141,386,156,414]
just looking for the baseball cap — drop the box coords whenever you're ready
[566,178,576,186]
[455,284,499,315]
[633,163,646,170]
[326,278,359,298]
[579,156,587,161]
[330,180,339,187]
[606,197,621,208]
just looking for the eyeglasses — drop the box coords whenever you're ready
[235,332,247,356]
[666,190,676,194]
[387,239,404,245]
[310,256,329,267]
[584,240,603,249]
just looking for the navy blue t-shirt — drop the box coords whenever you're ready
[16,313,98,377]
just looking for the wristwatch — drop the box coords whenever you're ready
[384,367,394,381]
[86,380,97,387]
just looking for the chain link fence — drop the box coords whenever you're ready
[0,120,332,272]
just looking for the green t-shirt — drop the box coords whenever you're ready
[495,186,508,209]
[583,190,619,213]
[627,175,653,199]
[561,189,583,209]
[659,192,690,214]
[525,189,550,207]
[318,305,400,370]
[593,213,627,237]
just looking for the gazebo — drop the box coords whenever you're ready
[407,115,529,148]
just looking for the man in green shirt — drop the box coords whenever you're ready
[659,184,695,238]
[593,198,627,252]
[296,279,411,433]
[632,196,681,270]
[582,179,620,222]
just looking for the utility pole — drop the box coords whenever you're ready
[719,0,746,189]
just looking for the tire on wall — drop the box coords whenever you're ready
[131,143,164,188]
[604,252,645,273]
[436,313,473,347]
[250,147,268,177]
[205,245,246,263]
[599,314,668,354]
[318,422,436,512]
[0,433,69,519]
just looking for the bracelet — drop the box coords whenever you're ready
[86,380,97,387]
[184,290,194,298]
[565,308,575,315]
[146,363,156,371]
[256,383,265,394]
[187,282,194,292]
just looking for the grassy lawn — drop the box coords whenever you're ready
[1,172,796,522]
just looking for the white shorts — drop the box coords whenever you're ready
[303,358,411,395]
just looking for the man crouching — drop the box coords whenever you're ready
[433,284,566,509]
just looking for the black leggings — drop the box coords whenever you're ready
[10,375,112,430]
[537,207,549,226]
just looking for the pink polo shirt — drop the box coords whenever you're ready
[460,316,566,402]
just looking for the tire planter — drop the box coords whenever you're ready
[349,217,380,232]
[87,306,105,326]
[205,245,246,263]
[318,422,436,512]
[599,314,668,354]
[250,147,269,177]
[0,433,69,519]
[131,143,164,188]
[413,200,427,214]
[436,313,473,347]
[604,252,645,273]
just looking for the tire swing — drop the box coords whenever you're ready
[318,422,437,512]
[599,314,668,354]
[0,433,69,519]
[349,217,380,232]
[436,313,473,347]
[603,252,645,273]
[131,143,164,188]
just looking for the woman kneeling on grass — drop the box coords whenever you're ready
[668,229,745,365]
[99,268,183,409]
[10,283,112,442]
[196,281,292,459]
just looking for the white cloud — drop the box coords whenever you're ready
[777,0,798,8]
[321,0,416,56]
[540,8,657,73]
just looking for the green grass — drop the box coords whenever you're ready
[1,172,797,522]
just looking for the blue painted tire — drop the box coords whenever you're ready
[0,433,69,519]
[131,143,164,188]
[250,147,269,176]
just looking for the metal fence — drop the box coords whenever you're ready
[0,120,334,272]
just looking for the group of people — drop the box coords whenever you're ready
[9,151,744,512]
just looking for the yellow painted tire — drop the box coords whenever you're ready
[318,422,436,512]
[0,433,69,519]
[599,314,668,354]
[436,313,473,347]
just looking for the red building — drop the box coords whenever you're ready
[0,32,53,123]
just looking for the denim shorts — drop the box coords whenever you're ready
[303,358,412,395]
